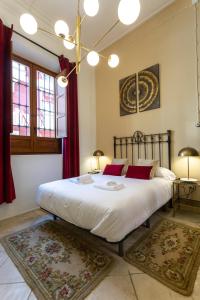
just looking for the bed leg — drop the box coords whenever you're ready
[118,241,124,257]
[53,214,57,221]
[169,198,173,208]
[145,218,150,228]
[162,203,168,212]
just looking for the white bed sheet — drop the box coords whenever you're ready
[36,174,172,242]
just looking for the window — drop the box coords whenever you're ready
[12,61,30,136]
[36,70,55,138]
[11,56,61,154]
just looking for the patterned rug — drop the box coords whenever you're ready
[1,220,113,300]
[124,218,200,296]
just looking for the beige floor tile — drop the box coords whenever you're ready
[158,209,200,227]
[28,292,37,300]
[108,255,143,276]
[0,208,199,300]
[0,209,48,239]
[0,257,24,284]
[132,273,193,300]
[85,275,137,300]
[0,282,31,300]
[0,245,8,267]
[192,267,200,300]
[0,244,5,252]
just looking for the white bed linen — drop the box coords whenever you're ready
[36,174,172,242]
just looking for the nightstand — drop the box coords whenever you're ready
[88,170,101,174]
[172,179,200,217]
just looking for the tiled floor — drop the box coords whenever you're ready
[0,208,200,300]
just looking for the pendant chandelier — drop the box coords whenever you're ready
[19,0,141,87]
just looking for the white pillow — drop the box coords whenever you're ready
[155,167,176,181]
[112,158,128,175]
[135,159,159,178]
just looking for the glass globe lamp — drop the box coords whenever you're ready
[54,20,69,38]
[57,75,68,88]
[108,54,119,68]
[84,0,99,17]
[87,51,100,67]
[63,36,75,50]
[118,0,140,25]
[20,13,38,35]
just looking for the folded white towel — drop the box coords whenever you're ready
[69,174,94,184]
[77,174,94,184]
[94,181,125,191]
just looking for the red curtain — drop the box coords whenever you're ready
[0,20,16,204]
[59,55,80,178]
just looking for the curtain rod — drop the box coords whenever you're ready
[13,30,59,58]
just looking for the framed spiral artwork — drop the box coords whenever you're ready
[138,64,160,112]
[119,73,137,116]
[119,64,160,116]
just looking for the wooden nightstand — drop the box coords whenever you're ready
[88,170,101,174]
[172,179,200,217]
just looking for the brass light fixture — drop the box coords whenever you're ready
[178,147,199,182]
[93,149,104,171]
[19,0,141,87]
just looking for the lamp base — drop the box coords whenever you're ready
[180,177,198,182]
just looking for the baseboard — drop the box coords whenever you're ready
[0,207,44,222]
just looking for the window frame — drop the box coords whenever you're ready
[11,55,61,155]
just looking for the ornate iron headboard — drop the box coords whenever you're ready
[113,130,171,170]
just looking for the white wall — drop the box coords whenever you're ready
[96,0,200,181]
[78,61,96,174]
[0,3,96,220]
[0,155,62,220]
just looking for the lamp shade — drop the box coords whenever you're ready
[178,147,199,157]
[93,150,104,157]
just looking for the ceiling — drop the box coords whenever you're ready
[1,0,175,57]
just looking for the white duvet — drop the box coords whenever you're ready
[36,174,172,242]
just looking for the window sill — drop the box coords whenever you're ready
[11,152,62,155]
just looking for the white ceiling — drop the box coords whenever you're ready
[1,0,175,57]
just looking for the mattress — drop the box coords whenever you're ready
[36,174,172,242]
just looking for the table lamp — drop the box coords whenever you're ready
[93,149,104,171]
[178,147,199,182]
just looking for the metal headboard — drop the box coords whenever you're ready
[113,130,171,170]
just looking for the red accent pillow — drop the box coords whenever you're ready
[103,164,124,176]
[126,165,153,180]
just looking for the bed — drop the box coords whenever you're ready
[36,130,173,256]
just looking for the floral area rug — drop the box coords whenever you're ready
[124,218,200,296]
[1,220,113,300]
